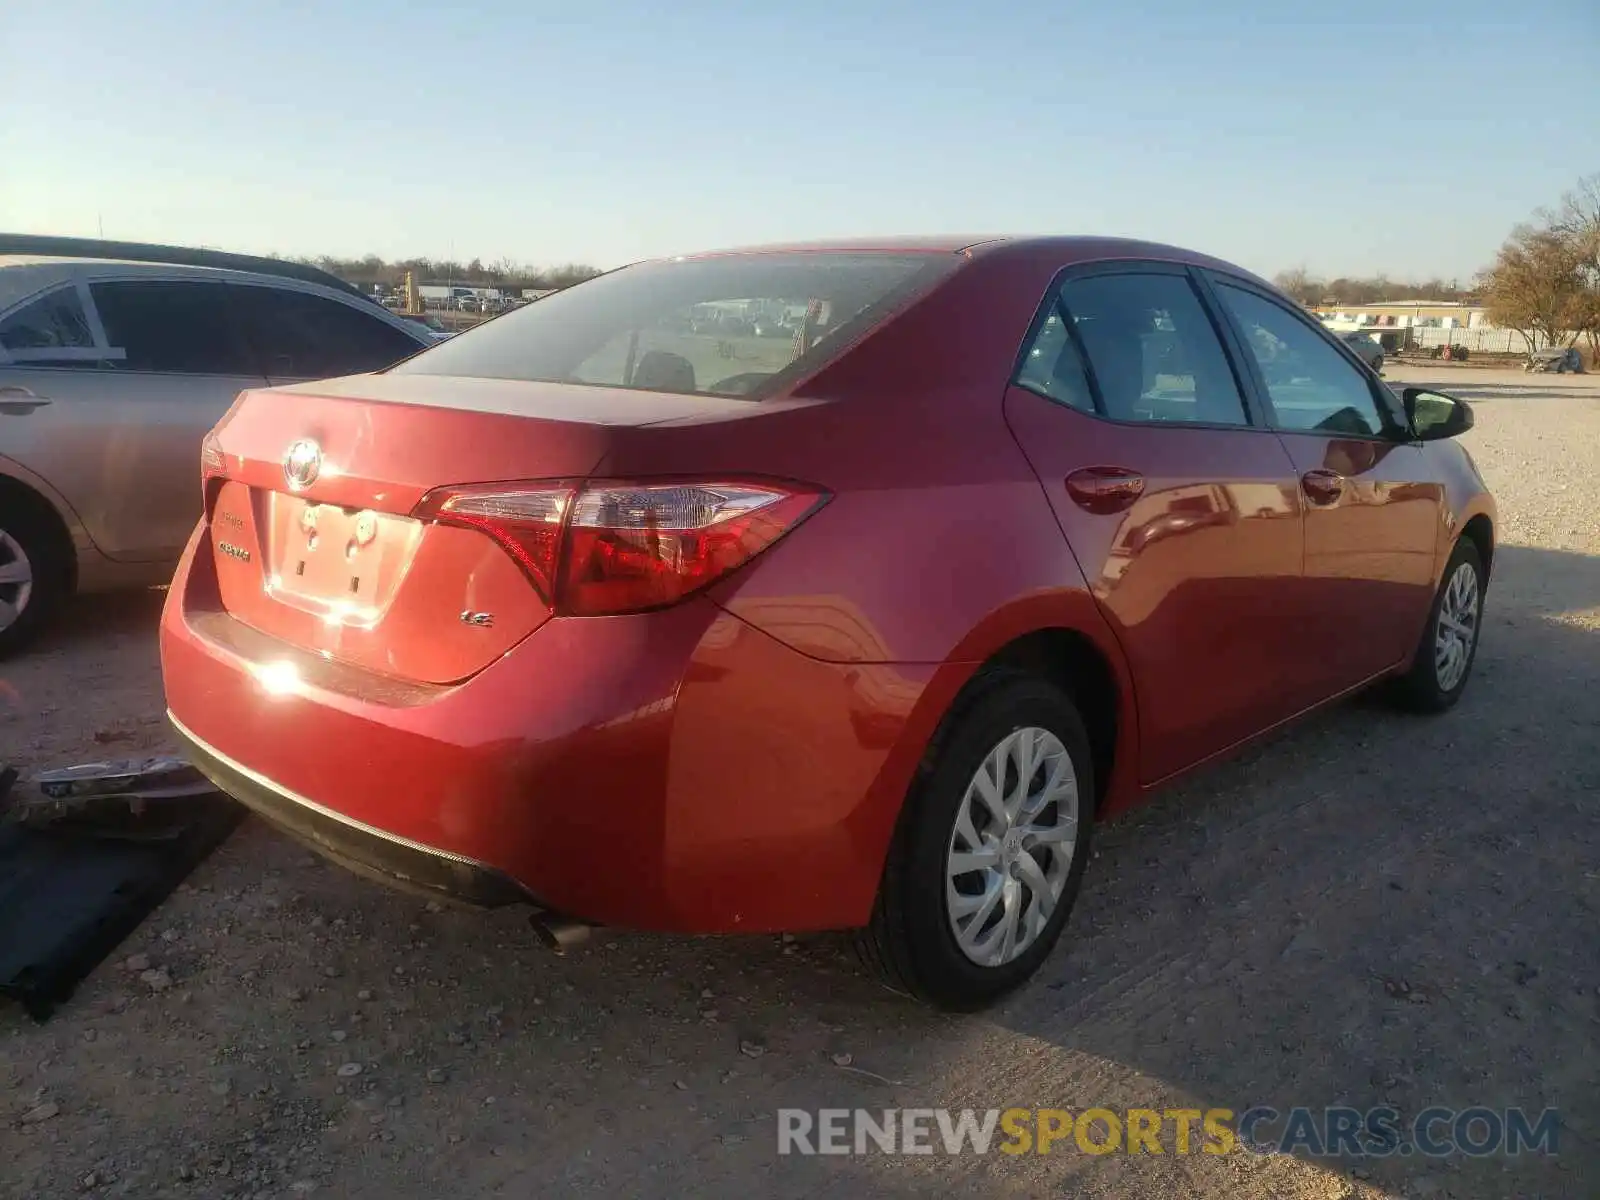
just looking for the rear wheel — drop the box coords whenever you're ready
[1389,539,1484,712]
[855,670,1094,1011]
[0,504,68,659]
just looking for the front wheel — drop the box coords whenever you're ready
[855,670,1094,1011]
[1389,539,1485,712]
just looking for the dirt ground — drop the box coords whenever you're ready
[2,365,1597,1200]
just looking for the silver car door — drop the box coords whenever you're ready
[74,277,267,560]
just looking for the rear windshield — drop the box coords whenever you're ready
[390,252,954,398]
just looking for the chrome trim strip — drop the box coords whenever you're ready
[167,709,488,870]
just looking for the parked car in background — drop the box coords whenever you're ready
[161,236,1494,1011]
[0,235,432,655]
[1337,330,1384,372]
[1525,346,1583,373]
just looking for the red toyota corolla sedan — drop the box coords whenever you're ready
[161,237,1495,1010]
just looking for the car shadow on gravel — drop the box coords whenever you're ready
[38,587,169,648]
[2,554,1595,1200]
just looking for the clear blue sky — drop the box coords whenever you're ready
[4,0,1596,281]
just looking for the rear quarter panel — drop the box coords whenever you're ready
[600,248,1145,814]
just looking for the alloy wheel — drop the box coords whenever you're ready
[0,528,33,633]
[1434,560,1479,692]
[945,726,1079,968]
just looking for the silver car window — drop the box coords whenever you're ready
[0,286,94,355]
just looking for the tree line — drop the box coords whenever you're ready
[1270,269,1477,308]
[280,254,603,293]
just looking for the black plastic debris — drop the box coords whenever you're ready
[0,758,243,1020]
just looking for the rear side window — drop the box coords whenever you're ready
[90,280,255,375]
[1051,273,1250,427]
[0,287,95,359]
[230,286,423,379]
[393,252,956,399]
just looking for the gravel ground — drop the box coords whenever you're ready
[2,365,1597,1200]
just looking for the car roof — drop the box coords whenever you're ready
[661,235,1276,288]
[0,254,367,291]
[0,256,409,324]
[0,233,368,299]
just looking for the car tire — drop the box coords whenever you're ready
[1388,539,1485,713]
[0,499,69,660]
[855,668,1095,1011]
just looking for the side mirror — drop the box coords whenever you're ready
[1404,387,1473,441]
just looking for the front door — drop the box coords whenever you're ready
[1003,264,1306,784]
[0,277,266,561]
[1205,277,1442,695]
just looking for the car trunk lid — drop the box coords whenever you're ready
[200,375,741,685]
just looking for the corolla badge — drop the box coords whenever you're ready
[283,439,322,491]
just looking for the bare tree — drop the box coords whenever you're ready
[1546,175,1600,359]
[1480,224,1587,352]
[1272,266,1320,305]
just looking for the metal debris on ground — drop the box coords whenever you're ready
[3,757,219,840]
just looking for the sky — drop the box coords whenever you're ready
[3,0,1597,282]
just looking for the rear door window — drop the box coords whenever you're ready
[0,286,98,364]
[230,286,423,379]
[1037,271,1252,426]
[89,280,255,375]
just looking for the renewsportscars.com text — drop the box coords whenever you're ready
[777,1106,1560,1158]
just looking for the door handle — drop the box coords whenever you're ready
[0,385,49,413]
[1065,466,1146,514]
[1301,469,1345,505]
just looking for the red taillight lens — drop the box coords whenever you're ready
[563,483,823,616]
[414,479,825,616]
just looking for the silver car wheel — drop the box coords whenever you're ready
[1434,560,1479,692]
[0,528,34,633]
[945,726,1079,968]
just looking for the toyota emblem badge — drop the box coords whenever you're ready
[283,439,322,491]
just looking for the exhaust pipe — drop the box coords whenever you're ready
[530,910,592,954]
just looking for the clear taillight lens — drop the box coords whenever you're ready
[201,431,226,480]
[413,483,571,604]
[413,479,826,616]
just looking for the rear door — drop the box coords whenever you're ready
[227,283,428,384]
[0,275,266,561]
[1002,263,1306,784]
[1204,275,1441,693]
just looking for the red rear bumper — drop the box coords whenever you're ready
[159,529,941,933]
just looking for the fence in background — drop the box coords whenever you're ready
[1409,327,1526,354]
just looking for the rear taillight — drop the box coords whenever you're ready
[201,431,226,480]
[201,431,227,510]
[414,479,826,616]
